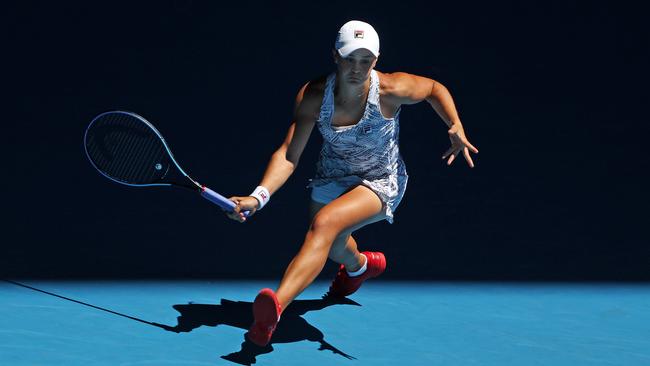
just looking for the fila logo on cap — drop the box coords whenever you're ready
[354,30,364,39]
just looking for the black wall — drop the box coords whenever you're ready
[4,0,648,280]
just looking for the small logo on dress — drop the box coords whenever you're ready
[363,125,372,134]
[354,30,364,39]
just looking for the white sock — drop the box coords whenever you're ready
[346,254,368,277]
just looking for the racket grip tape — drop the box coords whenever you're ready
[201,186,251,218]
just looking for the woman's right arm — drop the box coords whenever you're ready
[226,81,321,222]
[257,81,320,196]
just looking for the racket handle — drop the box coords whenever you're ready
[200,186,251,218]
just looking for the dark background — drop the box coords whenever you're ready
[3,0,648,280]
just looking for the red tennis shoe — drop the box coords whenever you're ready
[328,251,386,297]
[246,288,282,346]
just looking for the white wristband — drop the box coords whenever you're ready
[249,186,271,210]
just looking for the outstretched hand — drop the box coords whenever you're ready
[442,123,479,168]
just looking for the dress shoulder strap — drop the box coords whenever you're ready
[367,69,380,106]
[317,72,336,123]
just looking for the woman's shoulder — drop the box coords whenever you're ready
[304,74,329,94]
[376,70,411,94]
[376,70,433,102]
[294,74,331,116]
[299,74,330,104]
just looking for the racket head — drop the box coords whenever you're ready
[84,111,192,188]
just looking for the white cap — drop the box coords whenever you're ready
[335,20,380,58]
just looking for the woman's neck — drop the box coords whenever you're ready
[334,76,370,103]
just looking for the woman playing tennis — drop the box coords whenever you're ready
[225,20,479,346]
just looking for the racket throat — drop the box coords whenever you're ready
[164,166,202,192]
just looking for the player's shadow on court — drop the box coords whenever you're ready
[157,295,360,365]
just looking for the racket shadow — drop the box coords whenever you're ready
[160,294,361,365]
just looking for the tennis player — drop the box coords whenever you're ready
[226,20,478,346]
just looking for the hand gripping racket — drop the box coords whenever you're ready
[84,110,250,217]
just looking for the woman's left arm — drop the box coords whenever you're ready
[387,72,479,167]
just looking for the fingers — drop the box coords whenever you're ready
[447,150,458,165]
[463,139,479,154]
[445,125,479,167]
[469,144,479,154]
[228,210,247,223]
[442,146,455,160]
[442,142,478,168]
[226,196,248,223]
[449,125,479,154]
[443,145,477,167]
[226,210,247,223]
[463,146,475,168]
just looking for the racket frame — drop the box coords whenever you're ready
[84,110,202,191]
[84,110,250,217]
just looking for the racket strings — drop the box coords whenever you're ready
[86,113,169,185]
[112,115,160,182]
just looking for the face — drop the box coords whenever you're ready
[333,48,377,84]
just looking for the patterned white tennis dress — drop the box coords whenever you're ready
[306,69,408,224]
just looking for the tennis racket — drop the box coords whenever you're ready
[84,110,250,217]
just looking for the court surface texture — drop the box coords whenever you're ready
[2,280,649,365]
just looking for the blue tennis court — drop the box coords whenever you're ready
[2,280,649,365]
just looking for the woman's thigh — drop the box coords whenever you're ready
[308,184,387,239]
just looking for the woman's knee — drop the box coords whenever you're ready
[310,210,345,237]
